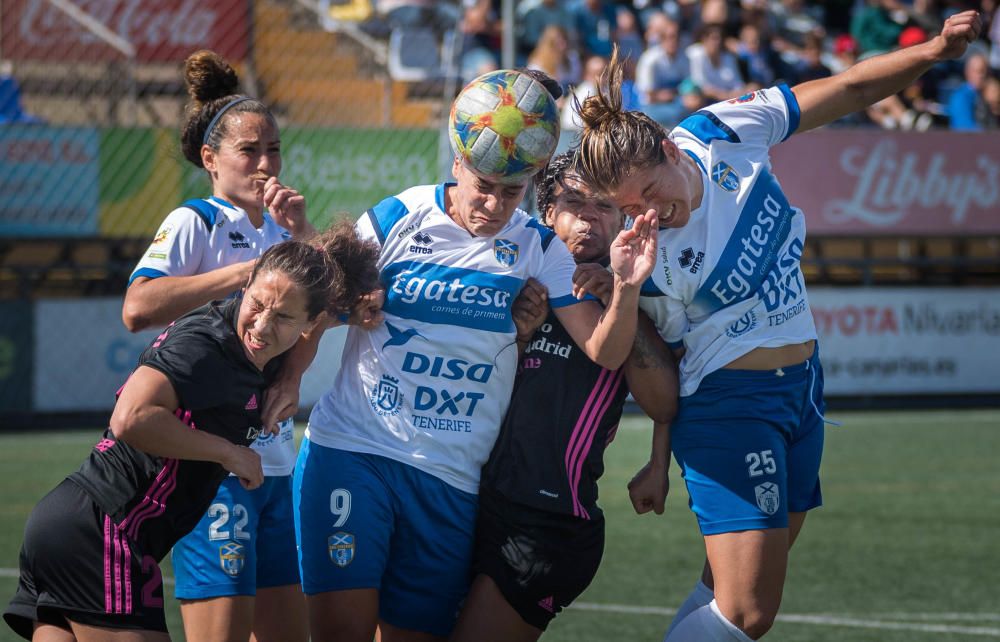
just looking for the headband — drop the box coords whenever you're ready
[202,96,252,146]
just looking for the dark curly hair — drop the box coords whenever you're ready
[251,219,381,320]
[180,50,276,168]
[533,150,577,225]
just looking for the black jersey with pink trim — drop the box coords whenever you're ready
[68,298,283,561]
[480,311,629,520]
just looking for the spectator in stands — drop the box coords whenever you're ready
[635,17,691,127]
[989,1,1000,69]
[0,75,43,124]
[851,0,907,55]
[948,51,992,128]
[794,32,833,84]
[615,7,647,65]
[519,0,577,62]
[642,10,673,48]
[574,0,618,58]
[687,23,747,102]
[527,24,582,94]
[562,55,608,131]
[459,0,501,83]
[734,22,777,88]
[982,71,1000,126]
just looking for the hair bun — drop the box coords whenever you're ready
[184,49,239,104]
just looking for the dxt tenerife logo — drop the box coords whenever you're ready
[229,230,251,249]
[494,239,519,267]
[408,231,433,255]
[383,261,519,332]
[403,351,493,432]
[370,374,403,416]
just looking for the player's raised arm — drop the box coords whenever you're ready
[794,10,982,133]
[554,211,658,370]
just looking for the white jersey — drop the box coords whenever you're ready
[307,183,581,494]
[639,85,818,397]
[130,196,297,475]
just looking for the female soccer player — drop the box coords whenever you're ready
[449,151,679,641]
[572,13,982,641]
[289,69,659,642]
[4,232,380,642]
[121,50,315,642]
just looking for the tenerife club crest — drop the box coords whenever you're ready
[726,310,757,338]
[494,239,519,267]
[329,532,355,567]
[369,374,403,416]
[219,541,246,577]
[712,161,741,192]
[755,482,780,516]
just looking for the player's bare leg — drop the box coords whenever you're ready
[699,510,809,590]
[250,584,307,642]
[306,588,379,642]
[180,595,254,642]
[379,618,447,642]
[67,620,170,641]
[30,621,75,642]
[449,575,541,642]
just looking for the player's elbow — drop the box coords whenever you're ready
[109,403,137,441]
[636,392,677,424]
[121,297,152,332]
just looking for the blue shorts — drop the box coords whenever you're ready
[672,350,826,535]
[293,439,478,637]
[172,475,299,599]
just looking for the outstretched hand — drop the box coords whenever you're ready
[932,11,982,61]
[610,210,658,288]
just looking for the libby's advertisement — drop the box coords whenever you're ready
[810,288,1000,395]
[772,131,1000,235]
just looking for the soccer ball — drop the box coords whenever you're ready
[449,69,560,184]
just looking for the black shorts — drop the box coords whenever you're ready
[472,488,605,631]
[3,479,167,641]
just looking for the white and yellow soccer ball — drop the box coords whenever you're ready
[449,69,560,185]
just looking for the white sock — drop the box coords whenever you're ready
[663,599,754,642]
[664,579,714,638]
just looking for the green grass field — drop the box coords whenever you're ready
[1,410,998,641]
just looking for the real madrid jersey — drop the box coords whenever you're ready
[129,196,296,475]
[639,85,818,397]
[307,183,581,494]
[70,299,284,561]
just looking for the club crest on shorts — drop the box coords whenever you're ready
[754,482,780,516]
[494,239,519,267]
[369,374,402,416]
[712,161,741,192]
[329,532,355,567]
[219,541,246,577]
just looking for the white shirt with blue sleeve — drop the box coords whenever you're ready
[640,86,818,398]
[130,196,297,475]
[307,183,582,494]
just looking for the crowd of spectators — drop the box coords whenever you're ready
[362,0,1000,131]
